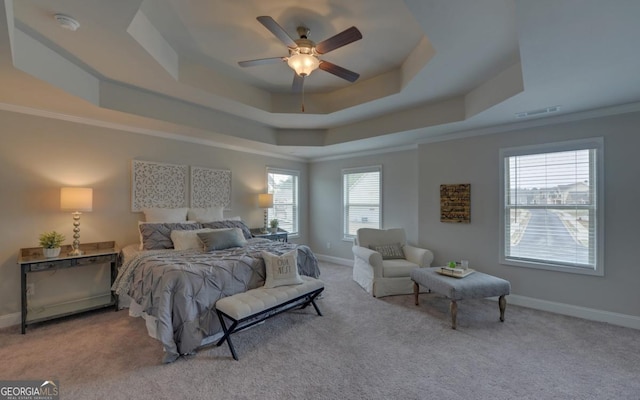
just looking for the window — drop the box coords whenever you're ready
[267,168,299,236]
[499,138,603,275]
[343,166,382,238]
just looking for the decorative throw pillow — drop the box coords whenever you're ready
[187,207,224,222]
[262,250,303,288]
[369,243,405,260]
[201,220,253,239]
[139,222,202,250]
[198,228,248,251]
[142,207,189,223]
[170,228,217,250]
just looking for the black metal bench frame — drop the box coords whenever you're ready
[215,287,324,360]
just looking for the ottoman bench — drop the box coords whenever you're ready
[215,276,324,360]
[411,267,511,329]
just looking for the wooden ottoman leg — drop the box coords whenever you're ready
[414,282,420,306]
[450,300,457,329]
[498,295,507,322]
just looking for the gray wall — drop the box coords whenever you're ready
[3,107,639,323]
[309,149,419,259]
[418,112,640,317]
[0,110,308,317]
[309,112,640,320]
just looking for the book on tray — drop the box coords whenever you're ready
[438,267,475,278]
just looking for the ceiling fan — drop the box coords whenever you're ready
[238,16,363,94]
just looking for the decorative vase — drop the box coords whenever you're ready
[271,227,278,233]
[43,247,61,258]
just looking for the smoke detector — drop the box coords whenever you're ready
[54,14,80,31]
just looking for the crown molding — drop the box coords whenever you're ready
[0,102,306,162]
[418,101,640,146]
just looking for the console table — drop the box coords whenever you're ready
[18,241,119,334]
[250,228,288,242]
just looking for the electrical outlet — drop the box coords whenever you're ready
[326,242,331,249]
[26,283,35,296]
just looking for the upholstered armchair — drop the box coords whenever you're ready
[352,228,434,297]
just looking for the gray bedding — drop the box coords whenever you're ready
[112,240,320,363]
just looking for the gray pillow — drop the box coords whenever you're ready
[369,243,405,260]
[201,220,253,239]
[139,222,203,250]
[198,228,248,251]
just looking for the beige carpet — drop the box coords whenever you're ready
[1,262,638,400]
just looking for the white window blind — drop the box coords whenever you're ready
[267,168,299,235]
[343,166,381,238]
[500,138,603,275]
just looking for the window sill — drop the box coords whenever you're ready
[501,258,603,276]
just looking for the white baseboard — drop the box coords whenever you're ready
[0,294,112,329]
[315,254,352,267]
[3,269,637,331]
[316,255,640,330]
[494,294,640,330]
[0,312,21,329]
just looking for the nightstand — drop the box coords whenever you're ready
[250,228,288,242]
[18,241,119,334]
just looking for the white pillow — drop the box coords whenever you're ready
[170,228,215,251]
[262,250,302,288]
[187,206,224,222]
[142,207,188,223]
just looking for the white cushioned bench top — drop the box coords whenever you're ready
[215,276,324,320]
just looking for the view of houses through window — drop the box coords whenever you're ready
[501,139,602,273]
[267,168,299,235]
[343,166,381,238]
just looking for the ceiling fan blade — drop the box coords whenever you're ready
[292,73,305,93]
[315,26,362,54]
[319,61,360,82]
[257,16,298,49]
[238,57,286,67]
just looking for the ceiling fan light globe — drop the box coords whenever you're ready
[287,53,319,77]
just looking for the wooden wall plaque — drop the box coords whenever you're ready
[440,184,470,223]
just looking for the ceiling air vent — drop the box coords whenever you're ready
[515,105,561,119]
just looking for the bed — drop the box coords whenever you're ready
[112,219,320,363]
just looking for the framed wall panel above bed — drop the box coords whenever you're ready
[131,160,189,212]
[190,166,232,209]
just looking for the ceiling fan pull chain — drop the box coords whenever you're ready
[301,76,306,112]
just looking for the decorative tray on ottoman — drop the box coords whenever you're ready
[437,267,475,278]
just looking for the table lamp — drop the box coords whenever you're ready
[60,187,93,256]
[258,193,273,233]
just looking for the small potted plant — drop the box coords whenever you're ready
[39,231,65,258]
[269,219,279,233]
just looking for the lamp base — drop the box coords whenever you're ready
[68,248,84,256]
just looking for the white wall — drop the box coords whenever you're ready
[0,110,308,318]
[309,149,419,260]
[418,112,640,318]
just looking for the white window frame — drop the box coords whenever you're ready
[499,137,604,276]
[266,167,299,237]
[342,165,382,240]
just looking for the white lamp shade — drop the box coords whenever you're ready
[258,193,274,208]
[60,187,93,212]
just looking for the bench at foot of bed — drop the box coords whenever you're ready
[215,276,324,360]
